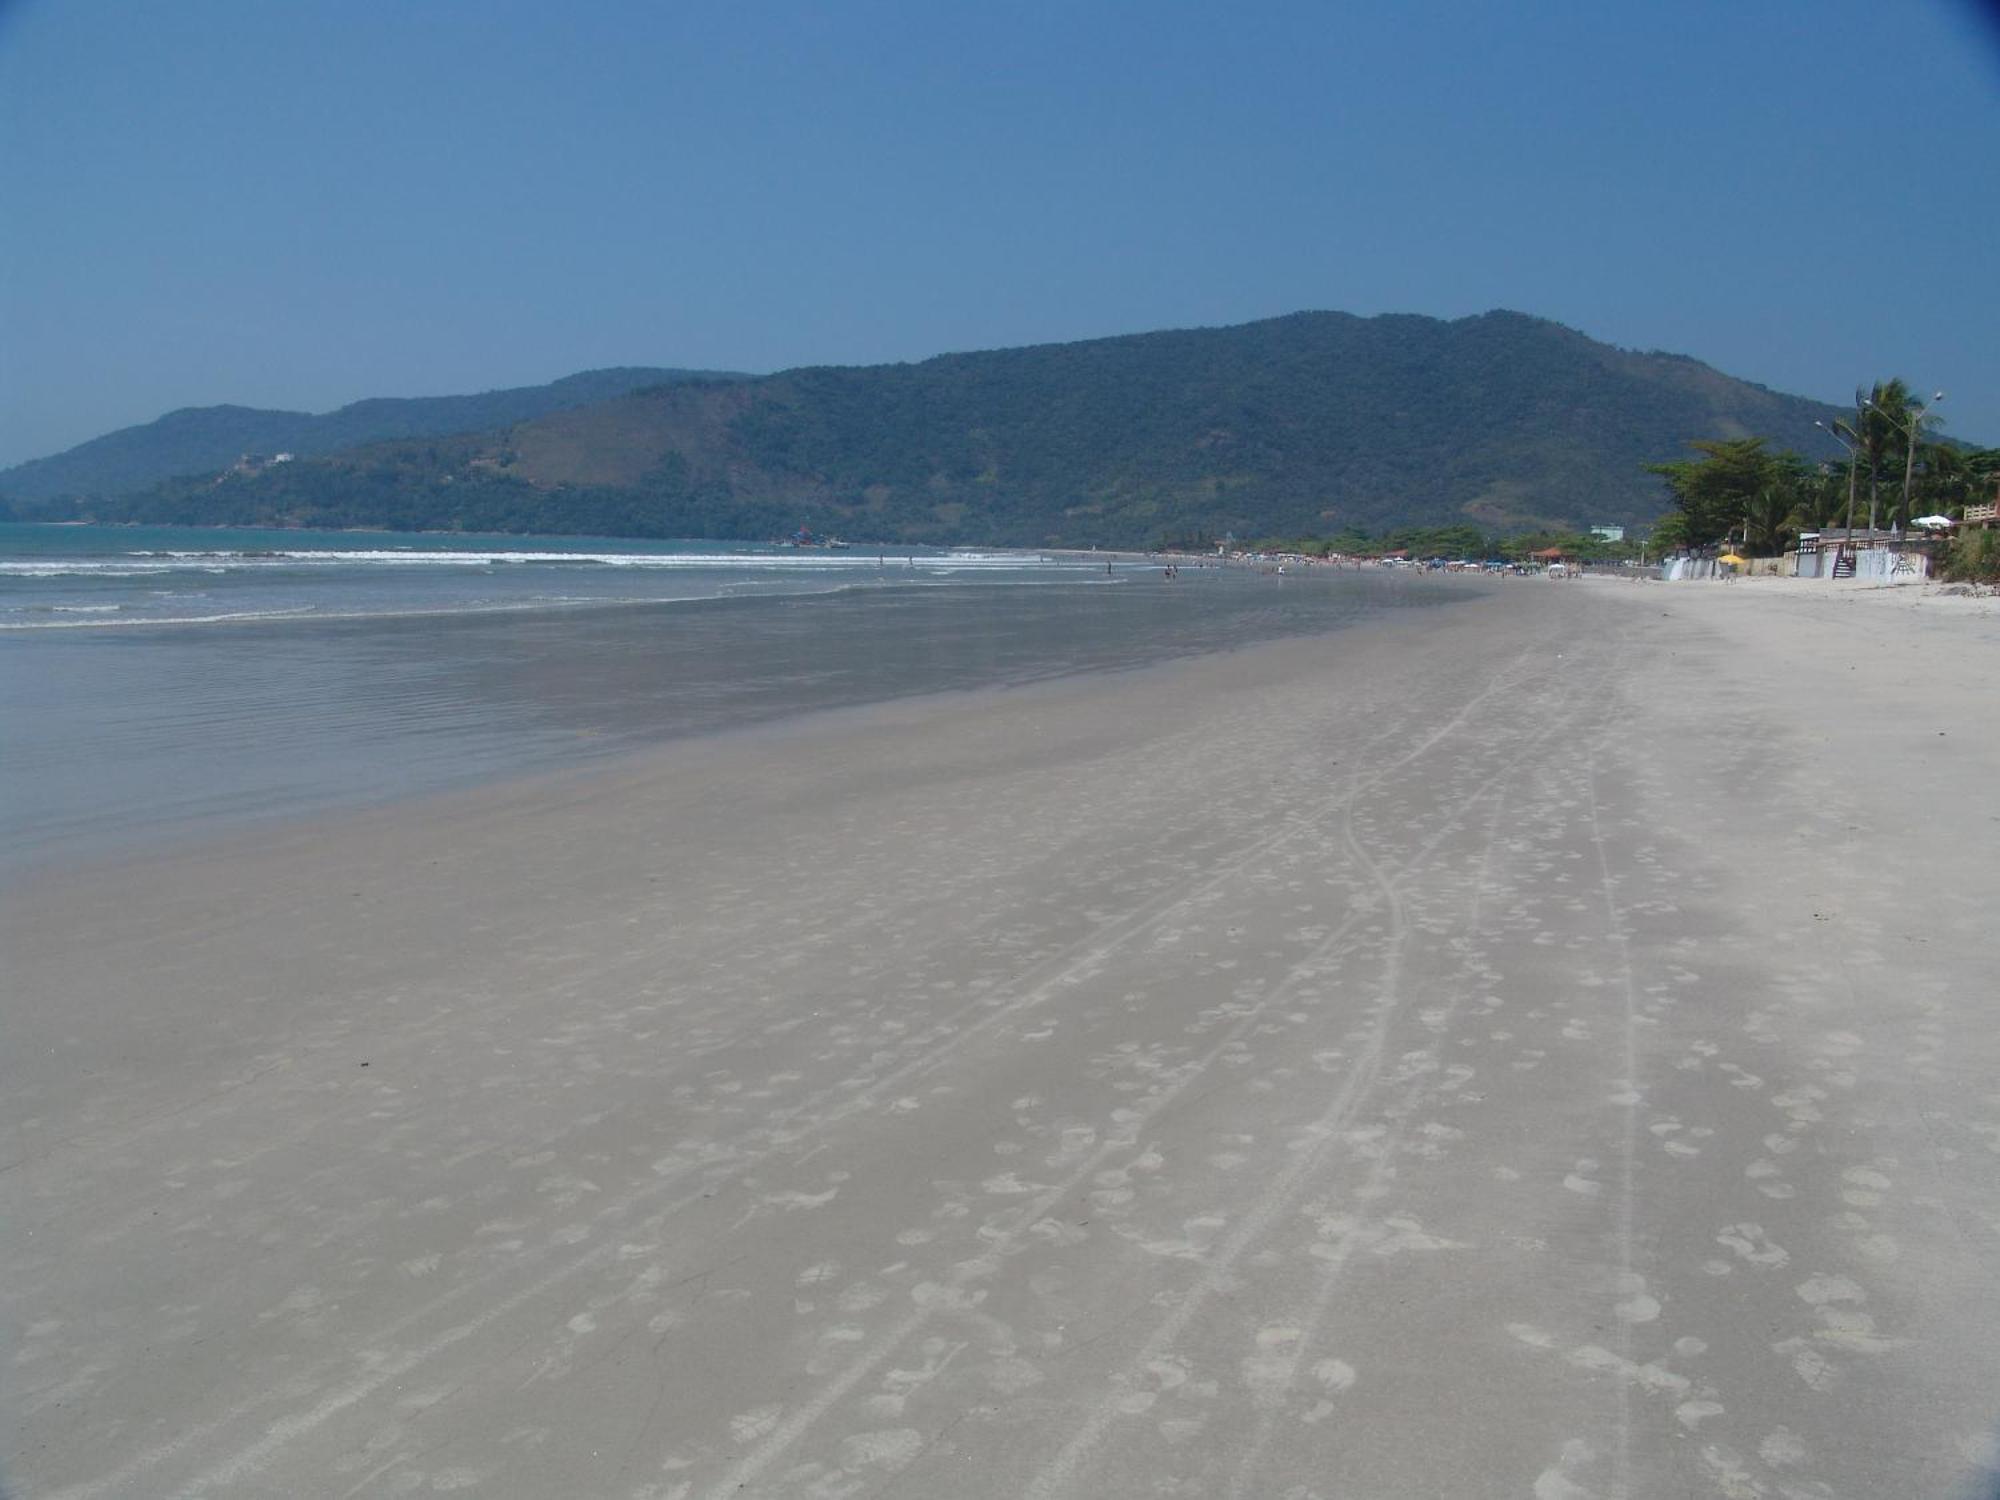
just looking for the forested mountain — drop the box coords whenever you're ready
[0,367,747,504]
[36,313,1847,545]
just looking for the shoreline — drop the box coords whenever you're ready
[0,586,1497,892]
[6,581,1996,1498]
[1,566,1489,882]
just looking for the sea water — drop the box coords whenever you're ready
[0,524,1475,868]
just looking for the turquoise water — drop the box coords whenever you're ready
[0,525,1479,869]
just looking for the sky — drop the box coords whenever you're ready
[2,0,1997,468]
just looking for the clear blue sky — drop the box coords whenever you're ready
[3,0,1996,468]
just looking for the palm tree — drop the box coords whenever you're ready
[1854,378,1955,529]
[1892,398,1945,526]
[1739,451,1812,554]
[1917,442,1968,519]
[1857,379,1910,533]
[1944,447,2000,520]
[1798,463,1847,530]
[1825,416,1866,533]
[1742,485,1798,555]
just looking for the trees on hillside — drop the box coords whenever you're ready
[63,315,1870,547]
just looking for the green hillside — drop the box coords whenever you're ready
[70,312,1846,546]
[0,367,748,505]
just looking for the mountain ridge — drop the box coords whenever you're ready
[14,311,1848,545]
[0,367,750,504]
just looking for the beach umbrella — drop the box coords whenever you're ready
[1912,514,1956,529]
[1718,552,1747,565]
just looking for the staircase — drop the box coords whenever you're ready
[1831,550,1856,579]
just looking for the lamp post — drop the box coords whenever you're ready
[1813,420,1860,539]
[1865,391,1945,529]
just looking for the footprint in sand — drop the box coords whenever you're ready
[1716,1223,1789,1268]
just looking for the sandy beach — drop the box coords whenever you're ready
[5,577,1998,1498]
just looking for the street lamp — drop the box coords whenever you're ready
[1864,391,1945,529]
[1813,419,1861,538]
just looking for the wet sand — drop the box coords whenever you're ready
[6,579,1998,1498]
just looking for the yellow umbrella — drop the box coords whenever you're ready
[1718,552,1747,565]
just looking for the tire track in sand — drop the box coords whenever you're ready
[1219,759,1520,1500]
[52,650,1548,1500]
[1022,703,1565,1500]
[698,659,1599,1500]
[1585,731,1645,1500]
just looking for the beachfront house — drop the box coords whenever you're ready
[1791,529,1932,581]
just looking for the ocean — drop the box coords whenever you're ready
[0,523,1477,869]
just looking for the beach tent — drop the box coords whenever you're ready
[1529,547,1565,561]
